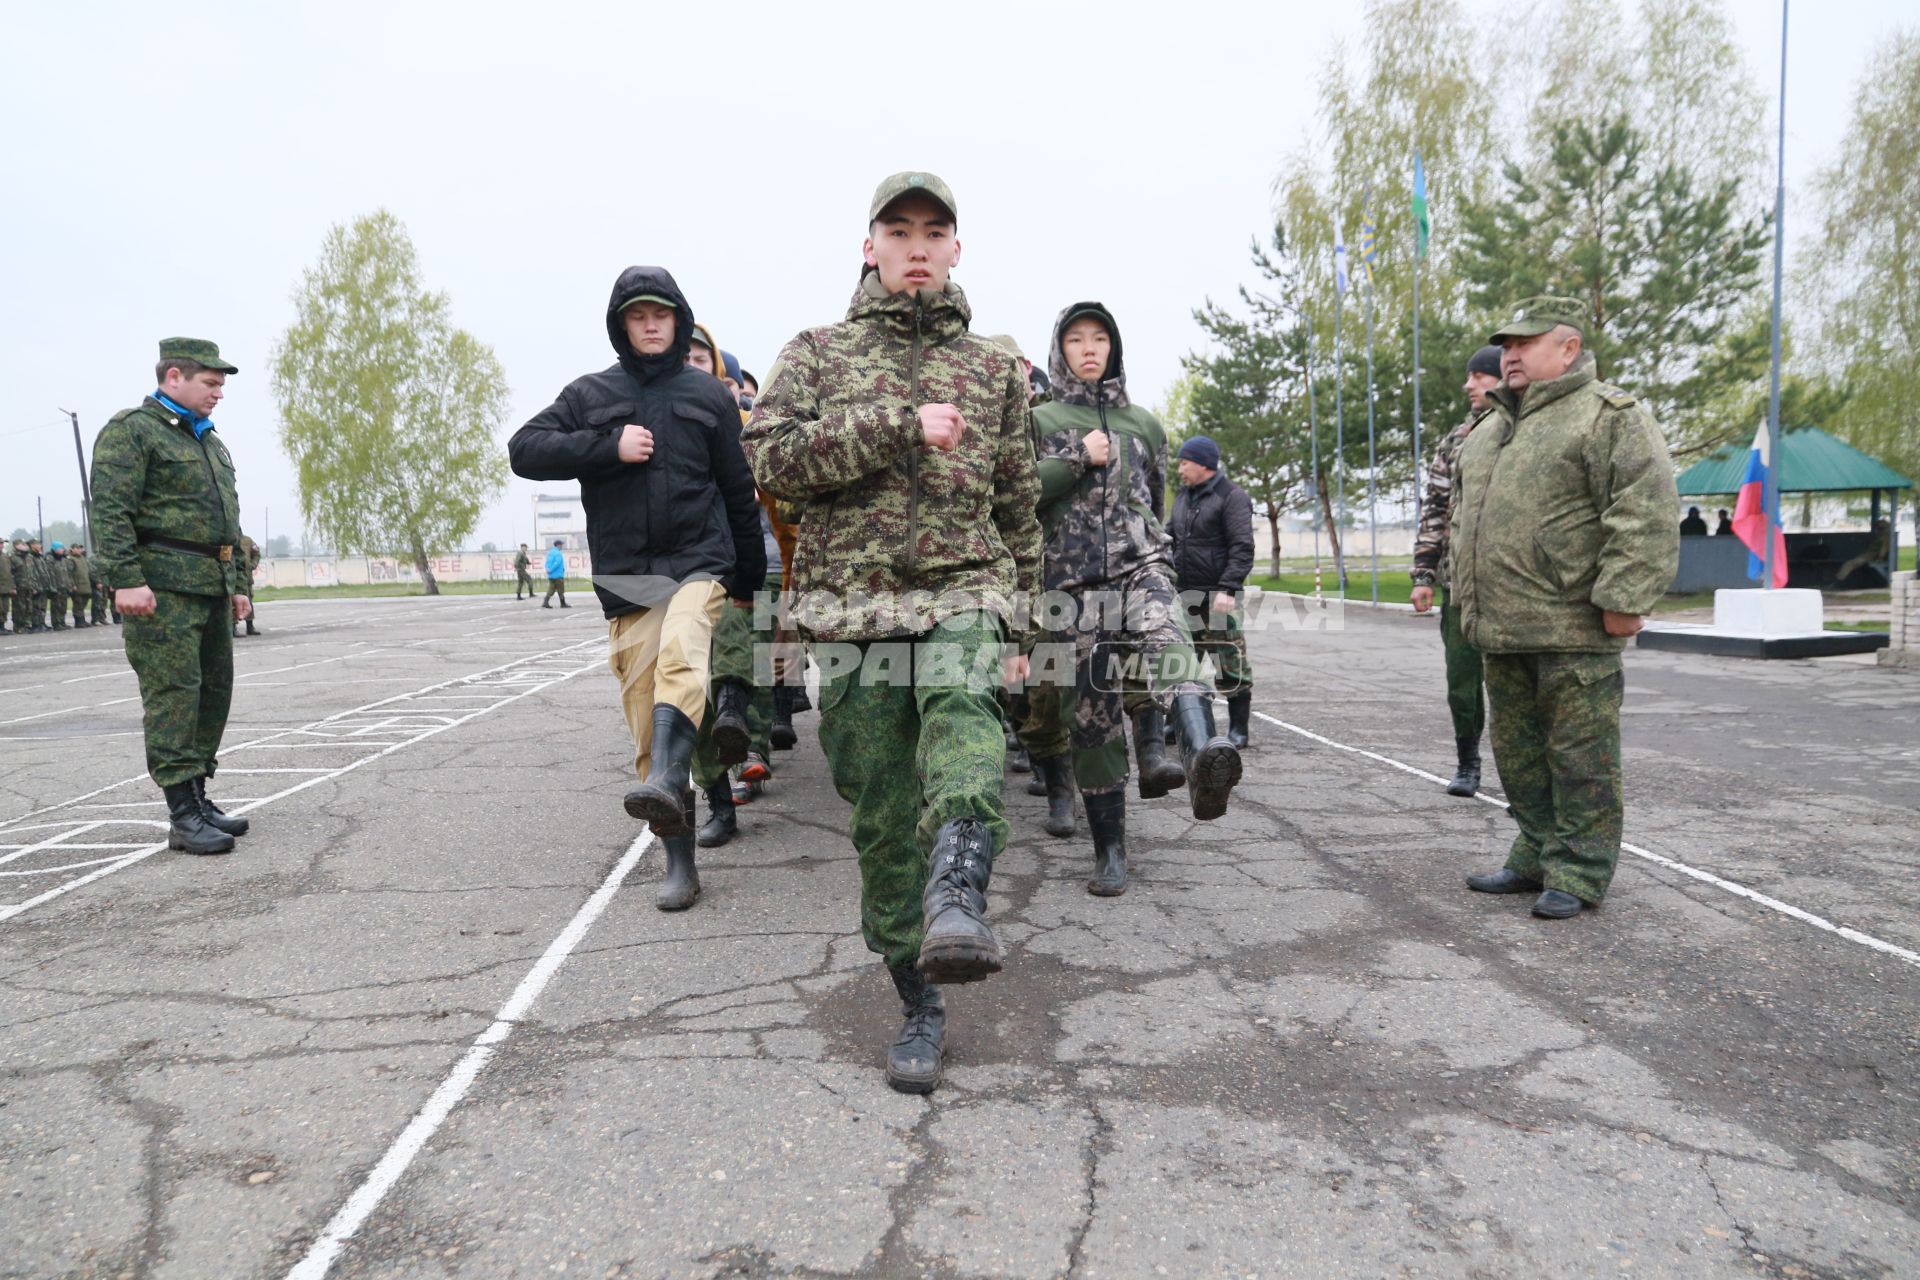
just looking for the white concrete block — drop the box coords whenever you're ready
[1713,587,1824,636]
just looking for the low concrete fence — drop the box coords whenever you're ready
[255,551,594,590]
[1885,576,1919,671]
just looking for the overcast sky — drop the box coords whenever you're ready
[4,0,1908,551]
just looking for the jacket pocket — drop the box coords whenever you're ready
[584,402,635,432]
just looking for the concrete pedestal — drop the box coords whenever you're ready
[1638,587,1887,659]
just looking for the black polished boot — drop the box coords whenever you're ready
[1132,705,1187,800]
[711,680,752,766]
[245,619,259,636]
[193,777,249,837]
[1226,691,1252,749]
[1465,868,1540,894]
[655,833,700,911]
[163,782,234,855]
[770,683,798,750]
[695,782,737,848]
[885,965,946,1094]
[1446,737,1481,797]
[916,817,1001,984]
[1036,755,1075,838]
[1084,792,1127,896]
[1172,694,1242,821]
[623,705,699,836]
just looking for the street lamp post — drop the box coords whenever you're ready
[60,409,93,553]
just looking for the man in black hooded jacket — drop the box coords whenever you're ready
[510,267,766,910]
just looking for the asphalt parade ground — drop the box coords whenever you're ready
[1,594,1915,1280]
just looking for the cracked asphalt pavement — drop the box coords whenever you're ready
[1,593,1915,1279]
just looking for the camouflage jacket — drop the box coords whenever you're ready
[26,552,53,592]
[1410,415,1481,590]
[62,553,87,592]
[0,551,12,595]
[87,556,107,591]
[1451,353,1680,653]
[742,271,1042,642]
[90,397,250,598]
[1033,302,1173,594]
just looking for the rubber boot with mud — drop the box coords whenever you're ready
[1172,693,1242,821]
[1085,791,1127,896]
[655,833,700,910]
[164,782,234,855]
[623,705,699,836]
[1446,737,1481,797]
[770,684,798,751]
[194,777,249,837]
[1225,691,1252,749]
[695,781,737,847]
[915,817,1001,984]
[1036,754,1075,838]
[885,964,946,1094]
[1132,705,1187,800]
[710,680,752,766]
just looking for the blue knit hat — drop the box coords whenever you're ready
[721,350,743,384]
[1178,436,1221,470]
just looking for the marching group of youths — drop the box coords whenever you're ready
[87,169,1679,1098]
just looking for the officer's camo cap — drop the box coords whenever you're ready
[869,172,957,225]
[159,337,238,374]
[1488,296,1586,343]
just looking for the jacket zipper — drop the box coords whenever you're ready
[192,425,235,585]
[905,297,924,580]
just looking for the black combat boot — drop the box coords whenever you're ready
[655,833,700,911]
[193,777,249,837]
[710,680,752,765]
[885,964,946,1094]
[916,817,1001,984]
[163,782,235,855]
[770,683,798,750]
[1025,765,1047,797]
[1131,705,1187,800]
[695,781,737,848]
[791,685,811,714]
[1035,755,1075,838]
[1009,746,1031,774]
[623,705,699,836]
[1446,737,1481,797]
[245,619,259,636]
[1084,791,1127,896]
[1226,691,1252,749]
[1172,694,1242,821]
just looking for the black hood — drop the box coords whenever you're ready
[605,266,696,384]
[1048,300,1130,409]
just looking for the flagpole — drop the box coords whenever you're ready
[1411,220,1423,534]
[1302,308,1323,601]
[1333,288,1347,595]
[1366,275,1379,606]
[1763,0,1789,592]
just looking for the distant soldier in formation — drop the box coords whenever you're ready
[0,538,14,634]
[60,543,93,628]
[1410,344,1505,797]
[233,535,261,636]
[86,546,114,624]
[90,338,256,856]
[513,543,535,599]
[6,539,32,633]
[1451,298,1679,920]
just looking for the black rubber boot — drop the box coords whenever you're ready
[163,782,235,855]
[791,685,812,714]
[1132,705,1187,800]
[916,818,1001,984]
[885,964,946,1094]
[655,833,700,911]
[245,620,259,636]
[1036,755,1076,838]
[711,681,752,766]
[1025,766,1047,797]
[1009,746,1031,774]
[1446,737,1482,797]
[1226,691,1252,750]
[695,782,737,848]
[770,684,798,751]
[1085,792,1128,896]
[193,777,249,837]
[623,705,699,836]
[1172,694,1242,821]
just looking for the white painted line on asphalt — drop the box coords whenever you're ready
[0,648,395,726]
[285,828,654,1280]
[1251,709,1920,972]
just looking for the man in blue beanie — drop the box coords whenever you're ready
[1169,436,1256,747]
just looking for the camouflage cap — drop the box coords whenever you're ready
[158,337,238,374]
[986,333,1027,363]
[868,171,957,225]
[1488,296,1586,343]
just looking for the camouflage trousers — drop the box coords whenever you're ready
[1182,600,1252,696]
[6,592,25,631]
[1051,564,1207,797]
[124,589,235,787]
[1483,650,1624,904]
[1440,589,1485,742]
[70,593,91,625]
[45,592,66,630]
[693,571,781,790]
[515,568,535,596]
[813,611,1010,971]
[1003,629,1071,761]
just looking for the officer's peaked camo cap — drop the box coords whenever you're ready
[1488,296,1587,343]
[158,337,238,374]
[869,171,957,225]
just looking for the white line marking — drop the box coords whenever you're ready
[284,829,654,1280]
[1251,709,1920,971]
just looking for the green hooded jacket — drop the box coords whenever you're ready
[1450,352,1680,653]
[743,271,1042,642]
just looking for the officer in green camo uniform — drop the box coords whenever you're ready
[6,540,30,633]
[1035,301,1242,900]
[743,171,1042,1095]
[232,535,260,636]
[87,547,115,624]
[91,338,257,856]
[0,540,14,634]
[61,543,91,627]
[1451,298,1680,920]
[1410,345,1504,797]
[513,543,535,599]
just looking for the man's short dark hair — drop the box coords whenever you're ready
[156,356,207,384]
[553,540,563,548]
[740,370,758,392]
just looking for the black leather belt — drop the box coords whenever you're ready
[137,533,233,562]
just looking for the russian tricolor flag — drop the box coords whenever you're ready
[1732,423,1789,588]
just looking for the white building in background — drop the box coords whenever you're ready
[533,493,588,550]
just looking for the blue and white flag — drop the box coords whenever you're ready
[1334,216,1350,296]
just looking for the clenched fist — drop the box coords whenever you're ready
[918,404,966,452]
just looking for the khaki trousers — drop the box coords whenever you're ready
[608,580,727,780]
